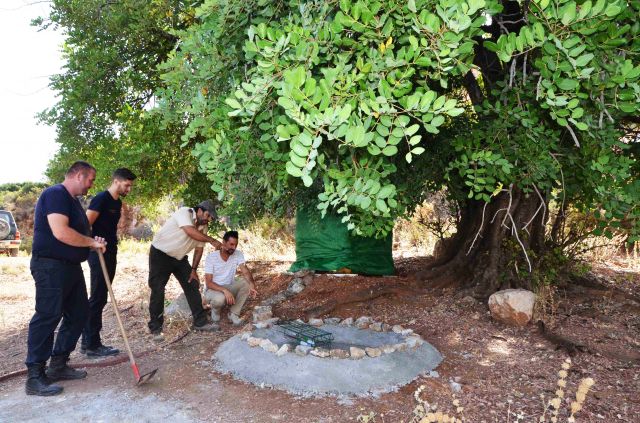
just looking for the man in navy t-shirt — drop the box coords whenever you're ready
[26,161,106,396]
[81,168,136,358]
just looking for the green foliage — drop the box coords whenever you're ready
[38,0,205,202]
[158,0,640,240]
[43,0,640,246]
[0,182,48,237]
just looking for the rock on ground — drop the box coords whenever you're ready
[488,289,536,326]
[165,293,190,317]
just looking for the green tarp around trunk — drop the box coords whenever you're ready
[289,205,395,275]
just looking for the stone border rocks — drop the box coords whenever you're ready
[260,270,315,307]
[240,316,425,360]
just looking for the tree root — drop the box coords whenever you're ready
[304,285,416,318]
[537,320,640,364]
[537,320,587,357]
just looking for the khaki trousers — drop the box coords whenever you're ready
[203,277,250,316]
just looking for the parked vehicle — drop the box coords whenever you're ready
[0,210,21,257]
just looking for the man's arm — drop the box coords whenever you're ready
[86,210,100,225]
[238,263,258,298]
[48,214,106,252]
[86,193,106,226]
[205,274,235,305]
[181,226,222,249]
[190,247,204,284]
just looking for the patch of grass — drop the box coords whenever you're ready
[0,263,26,276]
[118,238,151,255]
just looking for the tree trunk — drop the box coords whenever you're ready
[418,186,549,298]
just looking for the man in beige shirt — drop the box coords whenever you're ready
[147,200,222,340]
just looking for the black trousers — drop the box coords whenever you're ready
[26,256,88,367]
[147,245,208,332]
[81,250,117,349]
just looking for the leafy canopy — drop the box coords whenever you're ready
[43,0,638,242]
[37,0,205,200]
[160,0,639,240]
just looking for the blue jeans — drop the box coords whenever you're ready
[26,256,89,367]
[82,250,117,349]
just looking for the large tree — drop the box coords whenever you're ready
[37,0,205,201]
[159,0,639,296]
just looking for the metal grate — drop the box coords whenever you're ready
[276,321,334,347]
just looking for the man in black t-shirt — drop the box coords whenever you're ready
[81,168,136,358]
[26,161,106,396]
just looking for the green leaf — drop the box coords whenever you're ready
[571,107,584,118]
[360,196,372,209]
[431,115,445,127]
[291,140,309,157]
[561,2,577,25]
[378,184,394,199]
[395,115,410,127]
[432,96,446,110]
[409,135,421,145]
[347,125,367,147]
[301,173,313,187]
[382,145,398,156]
[225,98,242,109]
[575,121,588,130]
[412,147,425,155]
[407,0,417,13]
[574,53,594,67]
[338,104,352,121]
[556,79,578,90]
[290,152,307,167]
[420,91,436,110]
[604,3,621,16]
[405,124,420,136]
[376,199,389,213]
[284,66,306,88]
[298,132,313,147]
[286,161,303,177]
[278,97,296,110]
[276,125,290,140]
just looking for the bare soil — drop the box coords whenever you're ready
[0,253,638,422]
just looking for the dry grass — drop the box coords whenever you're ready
[357,358,595,423]
[0,263,26,277]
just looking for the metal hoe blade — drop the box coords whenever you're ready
[98,250,160,387]
[137,368,158,386]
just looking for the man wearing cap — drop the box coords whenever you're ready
[147,200,222,340]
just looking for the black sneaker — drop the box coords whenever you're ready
[86,345,120,358]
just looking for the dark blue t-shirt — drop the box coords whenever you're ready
[32,184,91,264]
[88,191,121,253]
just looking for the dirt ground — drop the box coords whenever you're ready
[0,252,639,422]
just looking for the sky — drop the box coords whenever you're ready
[0,0,65,184]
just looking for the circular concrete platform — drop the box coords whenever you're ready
[213,325,442,397]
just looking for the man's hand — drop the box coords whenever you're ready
[223,288,235,305]
[210,239,222,250]
[190,269,200,285]
[91,237,107,253]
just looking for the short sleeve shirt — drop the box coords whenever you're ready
[204,250,246,287]
[32,184,91,263]
[151,207,206,259]
[88,191,121,253]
